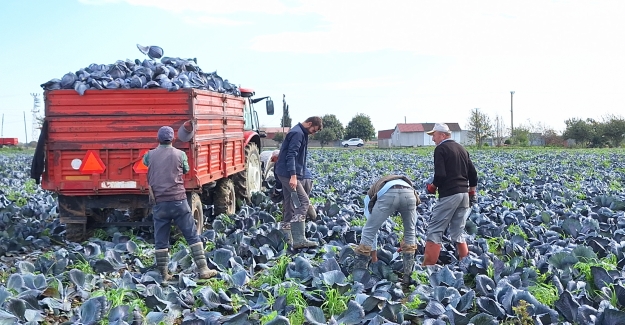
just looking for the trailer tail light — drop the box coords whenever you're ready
[133,149,149,174]
[79,150,106,174]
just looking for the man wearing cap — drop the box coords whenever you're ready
[352,174,420,285]
[143,122,218,282]
[423,123,478,265]
[274,116,323,249]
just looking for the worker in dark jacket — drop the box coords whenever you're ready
[353,175,420,285]
[270,165,317,221]
[423,123,478,265]
[143,123,218,281]
[274,116,323,249]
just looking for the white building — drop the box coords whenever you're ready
[388,123,467,147]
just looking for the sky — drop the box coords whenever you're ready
[1,0,624,143]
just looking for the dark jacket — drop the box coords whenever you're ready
[144,145,189,203]
[432,140,478,198]
[274,123,310,179]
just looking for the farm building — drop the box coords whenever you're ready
[377,129,394,148]
[383,123,469,147]
[260,127,290,148]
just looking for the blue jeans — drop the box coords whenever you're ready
[153,199,200,250]
[360,188,418,249]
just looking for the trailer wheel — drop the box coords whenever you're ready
[213,178,236,216]
[188,192,204,235]
[232,142,261,204]
[65,223,87,243]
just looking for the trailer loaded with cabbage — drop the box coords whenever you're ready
[31,86,274,241]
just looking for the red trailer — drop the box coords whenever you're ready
[32,88,274,241]
[0,137,18,147]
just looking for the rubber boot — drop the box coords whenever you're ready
[353,244,372,270]
[402,252,416,285]
[456,242,469,260]
[291,221,318,249]
[189,242,218,279]
[401,244,417,285]
[280,222,293,245]
[422,241,442,266]
[155,249,172,283]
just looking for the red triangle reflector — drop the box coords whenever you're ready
[133,149,150,174]
[80,150,106,174]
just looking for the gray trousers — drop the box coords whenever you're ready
[277,175,310,225]
[360,188,418,249]
[426,193,469,244]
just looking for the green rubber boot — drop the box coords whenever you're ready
[155,249,172,284]
[291,221,318,249]
[189,242,218,279]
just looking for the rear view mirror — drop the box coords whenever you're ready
[266,98,274,115]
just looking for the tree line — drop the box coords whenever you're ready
[468,109,625,148]
[273,113,376,147]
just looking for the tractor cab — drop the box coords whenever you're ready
[240,87,274,136]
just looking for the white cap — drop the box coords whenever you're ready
[426,123,451,135]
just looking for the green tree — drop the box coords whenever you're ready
[280,95,291,129]
[511,126,530,146]
[467,108,493,147]
[563,118,592,147]
[602,115,625,147]
[586,118,608,148]
[273,132,285,144]
[315,128,339,147]
[313,114,344,144]
[344,113,375,141]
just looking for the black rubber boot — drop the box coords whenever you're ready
[291,221,317,249]
[155,249,172,284]
[402,252,415,285]
[189,242,218,279]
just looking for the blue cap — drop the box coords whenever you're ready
[157,126,174,142]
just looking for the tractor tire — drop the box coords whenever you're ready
[188,192,204,235]
[232,142,261,204]
[213,178,236,216]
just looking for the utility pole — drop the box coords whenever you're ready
[23,111,28,143]
[510,91,515,137]
[1,114,3,137]
[31,93,41,142]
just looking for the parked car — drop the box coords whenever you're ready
[342,138,364,147]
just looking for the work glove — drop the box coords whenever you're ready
[469,190,477,204]
[426,183,437,194]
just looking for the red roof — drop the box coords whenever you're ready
[396,123,425,132]
[261,127,290,139]
[377,129,394,139]
[396,123,462,133]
